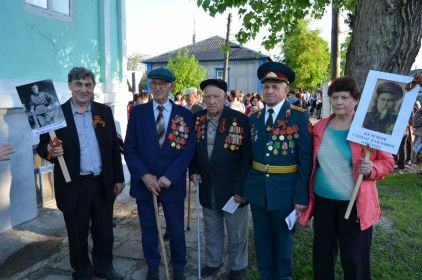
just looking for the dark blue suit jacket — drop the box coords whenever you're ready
[124,101,195,202]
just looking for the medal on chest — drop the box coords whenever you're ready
[168,115,189,149]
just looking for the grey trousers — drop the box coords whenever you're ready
[202,205,249,270]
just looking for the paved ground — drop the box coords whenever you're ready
[0,181,238,280]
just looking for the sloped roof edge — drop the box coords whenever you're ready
[142,35,269,64]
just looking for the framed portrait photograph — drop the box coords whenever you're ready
[348,70,420,154]
[16,79,66,135]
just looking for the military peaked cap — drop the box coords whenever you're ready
[376,81,403,100]
[257,61,295,84]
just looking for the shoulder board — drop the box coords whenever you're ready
[290,105,306,112]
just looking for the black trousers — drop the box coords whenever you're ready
[313,195,372,280]
[394,134,412,168]
[63,175,114,278]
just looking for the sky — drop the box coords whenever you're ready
[125,0,422,69]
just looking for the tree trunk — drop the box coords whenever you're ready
[223,13,232,82]
[345,0,422,89]
[330,4,340,80]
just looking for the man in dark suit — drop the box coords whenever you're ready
[37,67,125,280]
[244,62,312,279]
[190,79,251,280]
[124,67,195,280]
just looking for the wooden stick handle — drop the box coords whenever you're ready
[344,151,371,219]
[48,131,71,183]
[153,194,170,280]
[195,179,202,279]
[186,180,192,231]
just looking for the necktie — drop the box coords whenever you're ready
[156,105,165,146]
[266,108,274,133]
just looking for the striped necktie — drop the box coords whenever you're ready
[156,105,165,146]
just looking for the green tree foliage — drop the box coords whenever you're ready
[127,53,143,71]
[198,0,422,89]
[280,20,330,90]
[138,72,148,92]
[167,48,207,94]
[340,34,351,76]
[197,0,355,50]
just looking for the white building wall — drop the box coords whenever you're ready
[202,60,260,94]
[0,80,40,233]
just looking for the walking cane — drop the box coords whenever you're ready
[186,180,193,231]
[195,177,202,279]
[153,194,170,280]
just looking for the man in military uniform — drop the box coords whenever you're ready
[363,81,403,135]
[244,62,312,279]
[29,83,59,127]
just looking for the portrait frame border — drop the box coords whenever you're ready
[347,70,420,154]
[16,79,67,135]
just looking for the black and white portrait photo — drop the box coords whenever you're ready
[362,80,405,135]
[16,79,66,134]
[348,70,420,154]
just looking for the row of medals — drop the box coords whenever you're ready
[170,126,189,149]
[266,128,299,156]
[223,121,243,151]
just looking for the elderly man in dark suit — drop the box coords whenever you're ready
[37,67,125,280]
[124,67,195,280]
[244,62,312,279]
[190,79,251,280]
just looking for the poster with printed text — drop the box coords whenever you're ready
[347,70,419,154]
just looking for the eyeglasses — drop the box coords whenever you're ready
[150,81,169,87]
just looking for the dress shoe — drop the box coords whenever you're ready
[72,275,93,280]
[94,269,123,280]
[201,265,221,277]
[146,269,159,280]
[173,270,185,280]
[72,271,93,280]
[229,268,247,280]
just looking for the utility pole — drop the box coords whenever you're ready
[330,3,340,80]
[192,19,196,44]
[223,13,232,83]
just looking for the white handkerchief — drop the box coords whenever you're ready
[285,209,299,230]
[222,196,240,214]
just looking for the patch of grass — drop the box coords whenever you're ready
[378,173,421,188]
[247,173,422,279]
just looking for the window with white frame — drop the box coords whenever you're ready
[25,0,74,20]
[216,69,224,80]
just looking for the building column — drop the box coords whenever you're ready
[99,0,112,94]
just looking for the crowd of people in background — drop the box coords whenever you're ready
[127,82,422,169]
[128,85,326,120]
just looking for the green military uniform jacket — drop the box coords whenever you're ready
[244,101,313,210]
